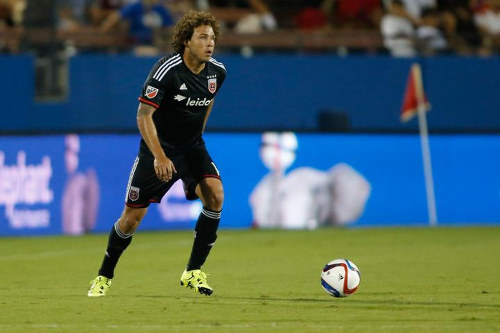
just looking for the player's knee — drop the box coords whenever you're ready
[119,215,142,234]
[205,189,224,211]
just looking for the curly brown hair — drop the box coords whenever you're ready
[172,10,221,54]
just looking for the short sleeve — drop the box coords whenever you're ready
[138,77,166,109]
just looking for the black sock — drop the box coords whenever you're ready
[98,221,133,279]
[187,207,221,271]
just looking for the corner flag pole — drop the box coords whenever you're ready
[412,63,438,226]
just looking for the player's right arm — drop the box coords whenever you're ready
[137,102,177,182]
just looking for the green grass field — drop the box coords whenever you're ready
[1,226,499,332]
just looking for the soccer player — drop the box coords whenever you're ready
[88,10,226,297]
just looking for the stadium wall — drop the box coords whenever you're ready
[0,133,498,236]
[1,54,500,133]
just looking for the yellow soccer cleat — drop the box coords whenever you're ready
[180,269,213,296]
[88,276,112,297]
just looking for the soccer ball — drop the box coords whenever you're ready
[321,259,361,297]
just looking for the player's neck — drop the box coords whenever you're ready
[182,52,206,75]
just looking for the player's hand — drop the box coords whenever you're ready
[154,156,177,182]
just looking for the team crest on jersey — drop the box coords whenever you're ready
[129,186,140,201]
[208,78,217,94]
[145,85,158,99]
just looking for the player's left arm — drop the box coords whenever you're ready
[202,99,215,134]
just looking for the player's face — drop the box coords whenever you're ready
[185,25,215,63]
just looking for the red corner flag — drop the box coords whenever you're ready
[400,63,438,226]
[401,63,431,122]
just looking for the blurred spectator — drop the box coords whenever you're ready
[167,0,195,20]
[474,0,500,54]
[382,0,421,25]
[294,0,328,31]
[381,0,417,56]
[437,0,483,55]
[295,0,382,31]
[334,0,382,29]
[399,0,436,20]
[0,0,24,26]
[89,0,127,26]
[416,8,449,54]
[59,0,94,31]
[469,0,490,12]
[101,0,174,45]
[323,0,382,30]
[211,0,277,33]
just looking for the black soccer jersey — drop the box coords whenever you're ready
[138,53,226,155]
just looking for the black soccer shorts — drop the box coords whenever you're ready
[125,146,221,208]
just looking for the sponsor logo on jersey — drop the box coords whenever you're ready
[129,186,140,201]
[174,94,186,101]
[179,83,187,90]
[208,78,217,94]
[185,97,212,106]
[145,85,158,99]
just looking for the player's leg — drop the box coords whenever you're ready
[98,206,148,278]
[88,206,147,297]
[180,146,223,295]
[187,177,223,270]
[181,177,223,295]
[89,154,170,297]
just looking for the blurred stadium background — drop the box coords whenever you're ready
[1,0,499,236]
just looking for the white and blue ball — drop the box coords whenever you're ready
[321,259,361,297]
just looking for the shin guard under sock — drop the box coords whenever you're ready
[187,207,221,271]
[98,221,133,279]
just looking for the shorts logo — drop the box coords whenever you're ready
[145,85,158,99]
[129,186,140,201]
[208,78,217,94]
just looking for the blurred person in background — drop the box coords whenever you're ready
[381,0,424,26]
[381,0,417,56]
[0,0,24,53]
[333,0,382,29]
[0,0,24,27]
[416,7,449,54]
[167,0,196,21]
[295,0,382,31]
[210,0,277,33]
[398,0,486,55]
[294,0,328,31]
[398,0,436,22]
[321,0,382,30]
[88,10,226,297]
[58,0,94,31]
[474,0,500,54]
[437,0,483,55]
[101,0,174,46]
[89,0,127,26]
